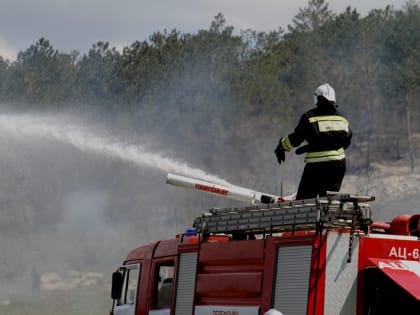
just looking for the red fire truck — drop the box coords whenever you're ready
[110,174,420,315]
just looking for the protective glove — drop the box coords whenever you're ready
[295,144,310,155]
[274,143,285,164]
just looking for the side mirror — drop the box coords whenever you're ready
[111,271,123,300]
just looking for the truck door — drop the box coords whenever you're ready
[149,260,175,315]
[272,245,312,315]
[112,263,141,315]
[263,234,324,315]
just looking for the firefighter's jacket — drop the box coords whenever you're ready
[281,104,352,163]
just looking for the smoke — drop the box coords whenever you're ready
[0,112,233,186]
[58,189,109,237]
[0,109,246,308]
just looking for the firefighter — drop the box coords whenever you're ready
[274,83,352,200]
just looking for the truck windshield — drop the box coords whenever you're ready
[364,267,420,314]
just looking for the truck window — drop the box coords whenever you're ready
[112,264,140,315]
[119,264,141,305]
[154,262,175,309]
[363,267,420,314]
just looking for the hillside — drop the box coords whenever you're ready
[0,111,418,315]
[342,161,420,220]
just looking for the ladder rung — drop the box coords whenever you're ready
[193,194,374,235]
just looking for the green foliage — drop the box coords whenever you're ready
[6,38,78,106]
[0,4,419,163]
[288,0,335,32]
[76,41,122,104]
[0,56,9,101]
[0,6,420,310]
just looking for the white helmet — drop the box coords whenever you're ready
[314,83,336,104]
[264,309,284,315]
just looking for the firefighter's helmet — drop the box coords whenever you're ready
[264,309,284,315]
[314,83,336,104]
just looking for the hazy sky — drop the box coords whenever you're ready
[0,0,410,61]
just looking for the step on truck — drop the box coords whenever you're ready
[109,173,420,315]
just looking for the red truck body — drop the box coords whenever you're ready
[110,189,420,315]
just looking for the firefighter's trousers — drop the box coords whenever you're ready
[296,159,346,200]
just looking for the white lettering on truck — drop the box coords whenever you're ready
[212,311,239,315]
[389,246,420,260]
[378,261,409,270]
[195,305,258,315]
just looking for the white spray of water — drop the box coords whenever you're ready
[0,113,233,186]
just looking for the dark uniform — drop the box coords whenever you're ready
[275,83,352,200]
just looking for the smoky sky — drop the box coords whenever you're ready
[0,0,409,61]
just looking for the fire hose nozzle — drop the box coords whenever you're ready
[166,173,294,205]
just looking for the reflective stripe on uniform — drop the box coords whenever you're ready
[309,115,349,133]
[281,136,294,151]
[308,115,349,124]
[305,148,345,163]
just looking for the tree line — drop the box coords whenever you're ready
[0,0,419,173]
[0,1,419,278]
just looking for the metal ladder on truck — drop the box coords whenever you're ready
[193,191,375,237]
[193,192,375,262]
